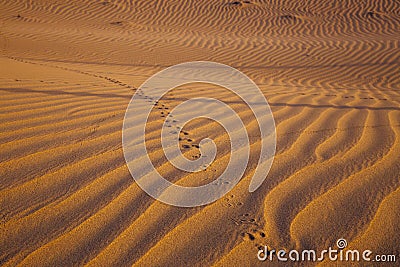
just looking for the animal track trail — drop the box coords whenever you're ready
[227,1,252,7]
[223,194,244,208]
[138,89,205,164]
[8,56,137,91]
[234,214,268,250]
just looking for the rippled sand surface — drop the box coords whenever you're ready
[0,0,399,266]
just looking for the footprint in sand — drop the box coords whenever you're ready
[110,21,123,26]
[279,14,299,23]
[241,228,267,249]
[228,1,253,7]
[224,195,243,208]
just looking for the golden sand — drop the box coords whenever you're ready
[0,0,399,266]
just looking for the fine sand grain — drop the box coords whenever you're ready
[0,0,399,266]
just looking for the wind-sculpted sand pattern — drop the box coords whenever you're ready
[0,0,399,266]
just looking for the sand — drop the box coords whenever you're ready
[0,0,399,266]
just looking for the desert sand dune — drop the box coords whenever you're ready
[0,0,399,266]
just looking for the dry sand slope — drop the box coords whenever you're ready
[0,0,399,266]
